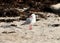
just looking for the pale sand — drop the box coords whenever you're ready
[0,13,60,43]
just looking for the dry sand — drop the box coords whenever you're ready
[0,12,60,43]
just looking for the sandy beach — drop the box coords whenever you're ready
[0,12,60,43]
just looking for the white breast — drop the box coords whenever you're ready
[30,14,36,25]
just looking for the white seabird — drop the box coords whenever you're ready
[22,13,36,30]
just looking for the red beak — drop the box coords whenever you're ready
[29,16,32,18]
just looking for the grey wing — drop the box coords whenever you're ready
[21,18,31,25]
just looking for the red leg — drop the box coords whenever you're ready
[29,25,32,30]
